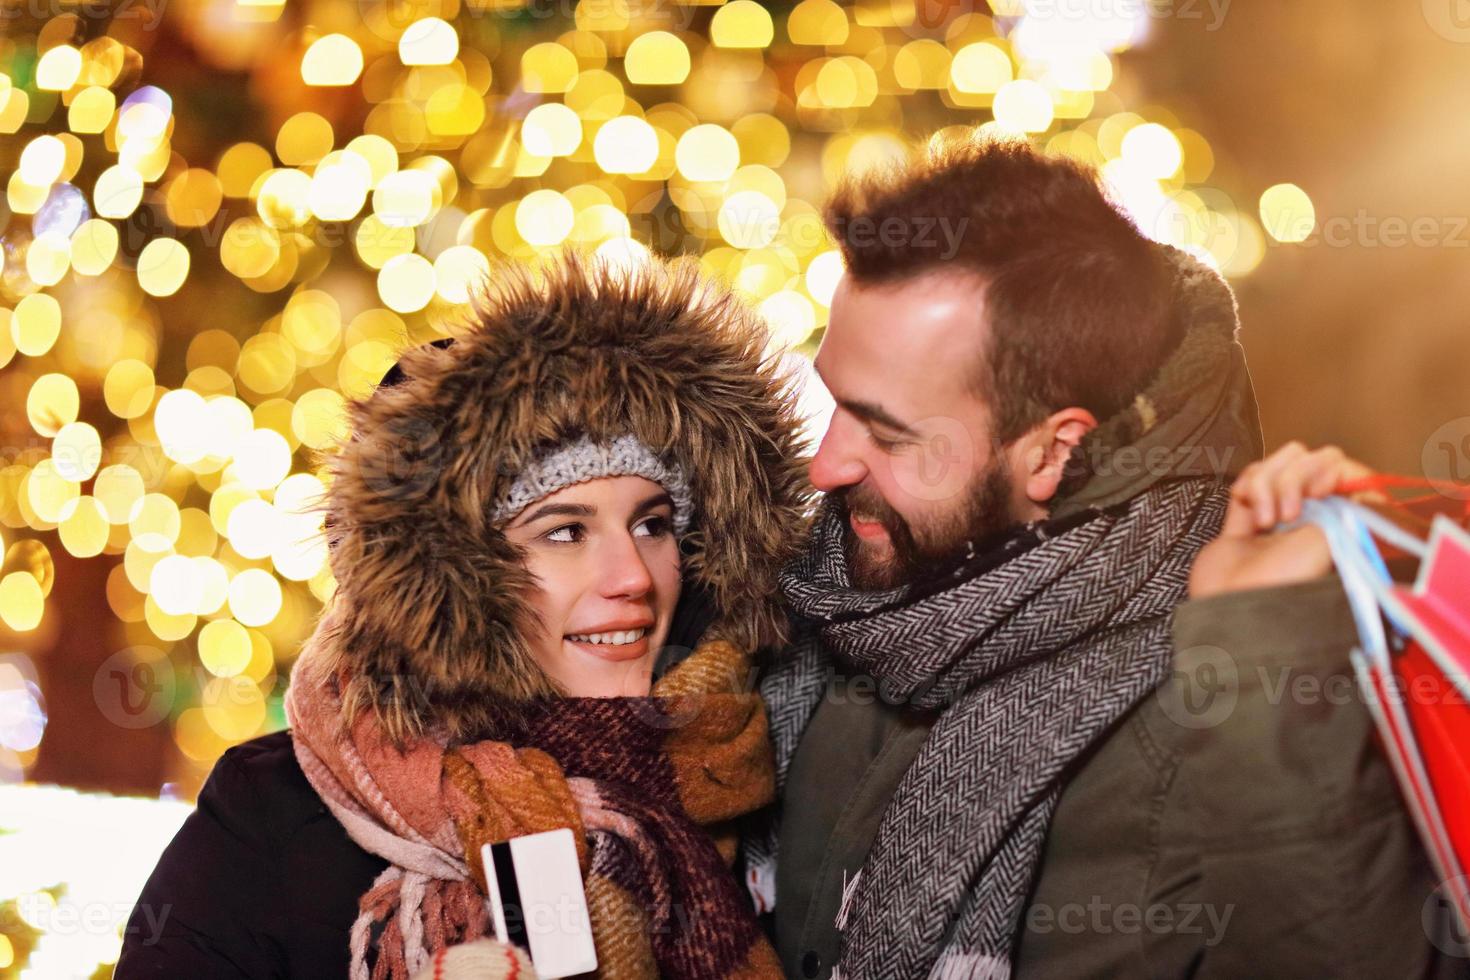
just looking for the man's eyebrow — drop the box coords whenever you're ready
[842,399,920,438]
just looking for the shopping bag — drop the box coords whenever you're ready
[1297,492,1470,931]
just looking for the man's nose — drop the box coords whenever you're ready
[808,416,868,492]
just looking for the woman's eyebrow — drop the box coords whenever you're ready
[511,492,671,528]
[513,502,595,526]
[633,491,674,515]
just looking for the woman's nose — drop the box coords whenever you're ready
[598,532,655,598]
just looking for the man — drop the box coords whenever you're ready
[747,138,1461,978]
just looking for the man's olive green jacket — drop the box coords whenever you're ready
[773,576,1467,979]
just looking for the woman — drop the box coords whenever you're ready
[114,251,812,979]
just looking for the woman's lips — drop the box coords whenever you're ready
[563,633,652,663]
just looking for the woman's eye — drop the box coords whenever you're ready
[633,515,671,538]
[544,523,584,544]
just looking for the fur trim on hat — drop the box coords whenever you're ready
[309,251,813,745]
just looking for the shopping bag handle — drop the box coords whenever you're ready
[1329,496,1429,562]
[1294,498,1396,667]
[1317,497,1424,636]
[1335,473,1470,527]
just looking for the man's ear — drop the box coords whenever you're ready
[1015,407,1098,508]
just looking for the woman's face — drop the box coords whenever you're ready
[501,475,682,697]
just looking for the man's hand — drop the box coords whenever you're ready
[1189,442,1376,599]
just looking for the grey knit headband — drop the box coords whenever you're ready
[490,434,694,533]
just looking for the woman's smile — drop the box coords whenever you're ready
[564,623,653,662]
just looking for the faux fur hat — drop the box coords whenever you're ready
[307,251,813,745]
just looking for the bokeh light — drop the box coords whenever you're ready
[0,5,1302,972]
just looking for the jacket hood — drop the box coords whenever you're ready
[307,251,813,745]
[1051,243,1265,518]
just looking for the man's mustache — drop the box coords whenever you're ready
[833,485,907,540]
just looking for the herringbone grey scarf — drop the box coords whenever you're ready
[749,477,1231,980]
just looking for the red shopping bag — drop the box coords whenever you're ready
[1306,481,1470,931]
[1382,517,1470,878]
[1397,643,1470,858]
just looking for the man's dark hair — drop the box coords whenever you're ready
[823,136,1180,443]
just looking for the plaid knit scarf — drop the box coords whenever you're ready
[748,477,1231,980]
[285,629,783,980]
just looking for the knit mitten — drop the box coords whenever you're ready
[408,939,538,980]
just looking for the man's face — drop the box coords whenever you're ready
[811,269,1024,590]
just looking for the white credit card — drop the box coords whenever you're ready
[482,828,598,979]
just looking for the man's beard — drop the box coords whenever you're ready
[836,460,1018,591]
